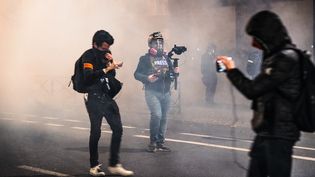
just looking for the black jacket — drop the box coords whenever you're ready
[81,48,116,93]
[134,53,175,93]
[227,11,301,140]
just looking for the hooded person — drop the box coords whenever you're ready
[217,10,301,177]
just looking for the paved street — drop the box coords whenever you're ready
[1,107,315,177]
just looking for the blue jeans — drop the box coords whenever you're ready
[145,89,171,145]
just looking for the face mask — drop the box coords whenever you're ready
[93,48,110,59]
[149,47,165,57]
[149,39,164,57]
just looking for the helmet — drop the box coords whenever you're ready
[148,32,164,48]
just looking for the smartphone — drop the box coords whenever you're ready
[216,57,232,72]
[216,60,227,72]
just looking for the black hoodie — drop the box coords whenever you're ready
[227,11,301,140]
[246,10,293,57]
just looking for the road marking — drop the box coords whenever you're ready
[102,130,112,134]
[5,113,315,153]
[294,146,315,151]
[42,116,59,120]
[134,135,315,162]
[71,127,89,130]
[292,155,315,161]
[63,119,81,123]
[21,120,37,124]
[123,125,136,129]
[103,124,135,129]
[134,135,249,152]
[45,123,64,127]
[18,165,73,177]
[180,133,252,143]
[1,113,37,118]
[180,132,315,151]
[70,127,110,133]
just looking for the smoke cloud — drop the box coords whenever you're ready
[0,0,312,122]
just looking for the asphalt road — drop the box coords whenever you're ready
[1,110,315,177]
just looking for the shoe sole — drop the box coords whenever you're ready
[89,172,105,177]
[108,170,134,176]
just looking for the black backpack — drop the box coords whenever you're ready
[70,57,88,93]
[293,49,315,132]
[70,58,122,97]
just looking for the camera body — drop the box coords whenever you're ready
[172,45,187,55]
[168,45,187,58]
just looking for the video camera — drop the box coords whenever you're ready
[167,44,187,90]
[168,45,187,57]
[172,45,187,55]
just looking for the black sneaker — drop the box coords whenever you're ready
[156,144,171,152]
[146,144,157,153]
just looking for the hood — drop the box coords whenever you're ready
[246,10,292,55]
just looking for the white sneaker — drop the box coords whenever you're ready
[108,164,134,176]
[89,164,105,176]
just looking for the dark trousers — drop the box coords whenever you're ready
[85,92,123,168]
[247,136,295,177]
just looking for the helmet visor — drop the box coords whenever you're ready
[150,39,164,51]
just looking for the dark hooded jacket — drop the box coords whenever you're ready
[227,11,301,140]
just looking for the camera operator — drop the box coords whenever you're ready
[216,11,301,177]
[134,32,179,153]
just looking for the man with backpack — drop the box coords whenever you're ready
[217,11,302,177]
[77,30,133,176]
